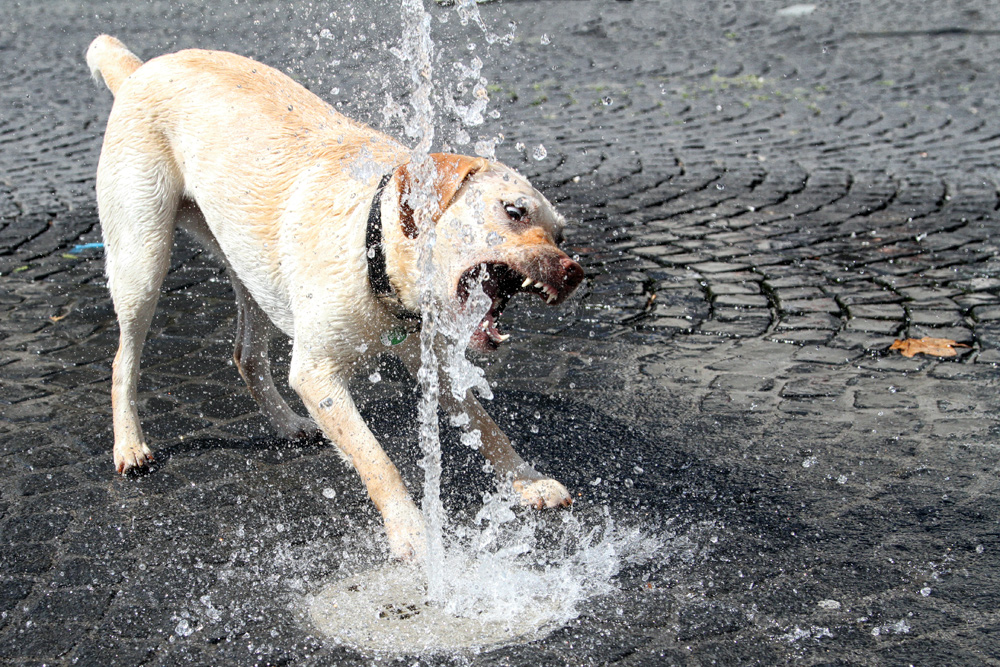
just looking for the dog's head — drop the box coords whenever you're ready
[393,153,584,352]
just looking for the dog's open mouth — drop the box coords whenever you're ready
[457,260,580,352]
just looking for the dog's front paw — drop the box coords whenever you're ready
[384,503,427,563]
[114,441,154,474]
[512,478,573,509]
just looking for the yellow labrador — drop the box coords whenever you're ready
[86,35,584,560]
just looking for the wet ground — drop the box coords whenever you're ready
[3,1,1000,664]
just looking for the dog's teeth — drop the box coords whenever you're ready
[497,333,510,342]
[547,293,556,304]
[534,281,545,289]
[480,320,490,331]
[521,277,533,288]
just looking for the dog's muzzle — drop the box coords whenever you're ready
[458,254,584,351]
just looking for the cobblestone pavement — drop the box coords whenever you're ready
[3,1,1000,664]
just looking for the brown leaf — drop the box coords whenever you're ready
[889,337,969,358]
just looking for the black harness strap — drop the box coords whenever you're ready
[365,172,421,324]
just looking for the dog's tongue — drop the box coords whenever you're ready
[471,311,509,350]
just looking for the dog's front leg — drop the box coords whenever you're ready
[395,341,572,509]
[289,353,425,561]
[451,389,573,509]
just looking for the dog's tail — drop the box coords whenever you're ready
[86,35,143,96]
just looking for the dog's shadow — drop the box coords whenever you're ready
[122,351,735,525]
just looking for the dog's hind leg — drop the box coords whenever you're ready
[231,278,319,439]
[98,153,181,473]
[173,201,319,440]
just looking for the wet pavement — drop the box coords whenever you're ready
[3,0,1000,664]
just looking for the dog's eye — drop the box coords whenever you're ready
[503,203,527,222]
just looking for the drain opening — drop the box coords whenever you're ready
[378,602,424,620]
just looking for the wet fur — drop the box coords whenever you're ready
[87,35,582,560]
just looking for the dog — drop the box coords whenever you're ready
[86,35,584,560]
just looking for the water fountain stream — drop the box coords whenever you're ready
[396,0,449,604]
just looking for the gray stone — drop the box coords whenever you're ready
[792,346,861,365]
[714,294,769,308]
[848,303,906,320]
[846,318,903,335]
[778,313,841,330]
[780,298,841,314]
[908,309,966,327]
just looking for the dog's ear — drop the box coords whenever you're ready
[396,153,488,238]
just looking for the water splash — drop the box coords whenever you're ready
[304,0,676,651]
[439,280,493,402]
[428,506,662,626]
[305,511,695,653]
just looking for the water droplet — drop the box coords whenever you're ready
[175,619,194,637]
[330,87,340,95]
[716,183,725,190]
[601,96,613,106]
[540,33,551,45]
[532,144,548,161]
[475,138,497,158]
[369,371,382,383]
[322,488,337,499]
[920,587,932,597]
[319,28,333,39]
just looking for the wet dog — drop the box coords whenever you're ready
[86,36,584,559]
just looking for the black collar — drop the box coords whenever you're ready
[366,172,421,323]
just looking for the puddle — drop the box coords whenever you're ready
[302,506,692,655]
[308,563,557,653]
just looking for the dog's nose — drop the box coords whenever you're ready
[559,256,585,293]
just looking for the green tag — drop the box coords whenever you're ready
[381,327,408,346]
